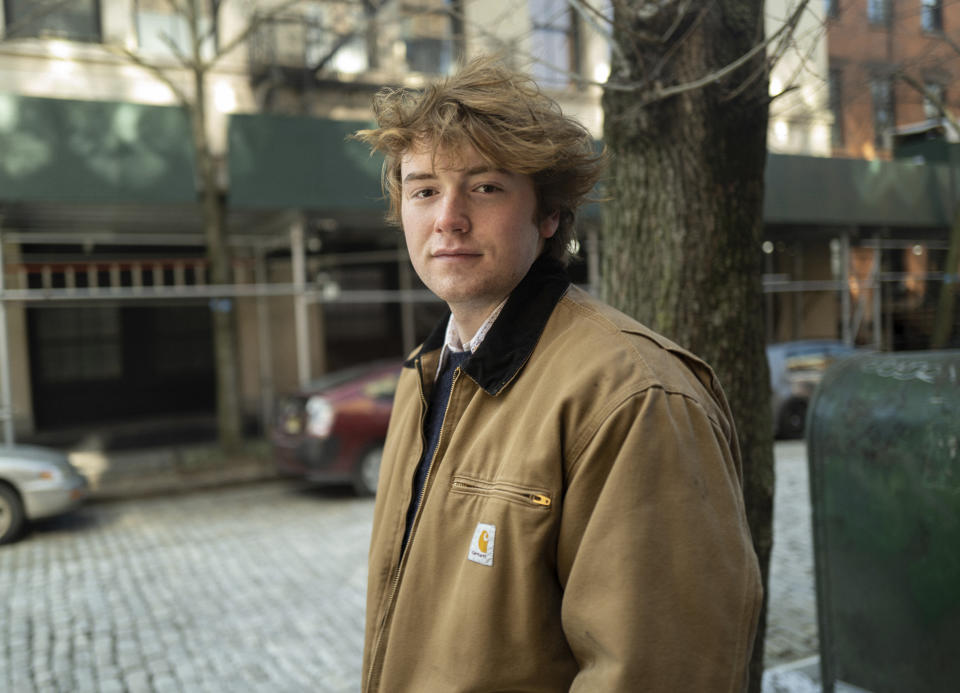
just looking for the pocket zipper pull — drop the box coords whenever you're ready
[530,494,552,507]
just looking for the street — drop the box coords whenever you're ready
[0,484,372,692]
[1,442,817,692]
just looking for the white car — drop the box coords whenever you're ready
[0,445,88,545]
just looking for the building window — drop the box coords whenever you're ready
[34,307,122,384]
[921,0,943,32]
[824,0,840,18]
[3,0,101,42]
[401,0,462,75]
[871,77,894,147]
[248,0,460,76]
[923,82,945,119]
[529,0,580,88]
[135,0,214,60]
[867,0,890,25]
[829,68,845,147]
[249,1,368,74]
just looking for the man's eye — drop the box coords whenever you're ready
[412,189,436,199]
[475,184,501,193]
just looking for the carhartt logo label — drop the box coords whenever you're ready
[468,523,496,566]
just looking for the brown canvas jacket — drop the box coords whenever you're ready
[363,258,762,692]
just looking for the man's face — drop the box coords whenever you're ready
[399,142,558,328]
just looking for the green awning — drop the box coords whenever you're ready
[0,93,196,204]
[6,92,950,230]
[228,116,959,230]
[228,114,384,211]
[763,153,956,228]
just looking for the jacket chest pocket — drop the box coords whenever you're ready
[450,475,552,509]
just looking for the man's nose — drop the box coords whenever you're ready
[435,191,470,233]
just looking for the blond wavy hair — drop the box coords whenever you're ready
[353,56,606,265]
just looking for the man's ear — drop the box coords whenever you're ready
[539,211,560,239]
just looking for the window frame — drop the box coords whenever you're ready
[921,0,944,32]
[871,76,895,148]
[2,0,103,43]
[529,0,581,89]
[923,82,945,120]
[829,68,845,148]
[867,0,891,26]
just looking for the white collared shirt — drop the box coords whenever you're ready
[436,297,508,378]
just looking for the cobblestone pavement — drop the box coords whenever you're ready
[2,443,820,692]
[0,482,372,693]
[763,440,823,692]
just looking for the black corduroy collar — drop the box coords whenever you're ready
[406,255,571,395]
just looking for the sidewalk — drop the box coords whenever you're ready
[68,441,279,501]
[21,416,279,501]
[762,439,822,692]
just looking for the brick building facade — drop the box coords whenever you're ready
[827,0,960,158]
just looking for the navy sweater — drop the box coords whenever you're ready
[401,350,471,551]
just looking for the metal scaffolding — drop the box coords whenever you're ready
[0,218,439,445]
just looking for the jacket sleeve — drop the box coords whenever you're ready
[557,386,762,692]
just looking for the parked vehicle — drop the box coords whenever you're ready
[766,340,858,438]
[271,360,402,496]
[0,445,88,545]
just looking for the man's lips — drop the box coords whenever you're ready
[432,249,482,258]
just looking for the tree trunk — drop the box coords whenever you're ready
[600,2,774,690]
[191,64,243,452]
[931,207,960,348]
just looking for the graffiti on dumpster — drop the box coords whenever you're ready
[923,430,960,494]
[860,358,958,385]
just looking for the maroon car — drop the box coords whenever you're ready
[271,360,402,495]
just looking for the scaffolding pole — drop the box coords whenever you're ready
[873,235,883,349]
[254,248,275,432]
[291,217,311,387]
[841,230,853,347]
[0,229,14,445]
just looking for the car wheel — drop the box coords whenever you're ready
[0,484,25,545]
[778,399,808,439]
[353,445,383,497]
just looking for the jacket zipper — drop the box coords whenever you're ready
[365,364,461,692]
[450,478,552,507]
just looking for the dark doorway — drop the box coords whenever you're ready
[28,305,215,429]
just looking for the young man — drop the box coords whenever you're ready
[355,58,762,692]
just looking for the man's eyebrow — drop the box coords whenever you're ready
[402,171,436,184]
[402,166,511,184]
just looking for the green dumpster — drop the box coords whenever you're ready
[807,350,960,693]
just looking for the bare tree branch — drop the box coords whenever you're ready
[934,29,960,62]
[310,25,363,72]
[452,0,809,110]
[648,3,711,86]
[158,30,194,69]
[629,0,811,104]
[764,5,828,108]
[207,0,311,71]
[899,71,960,136]
[572,0,615,28]
[567,0,625,66]
[724,0,815,104]
[659,0,697,44]
[103,44,193,107]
